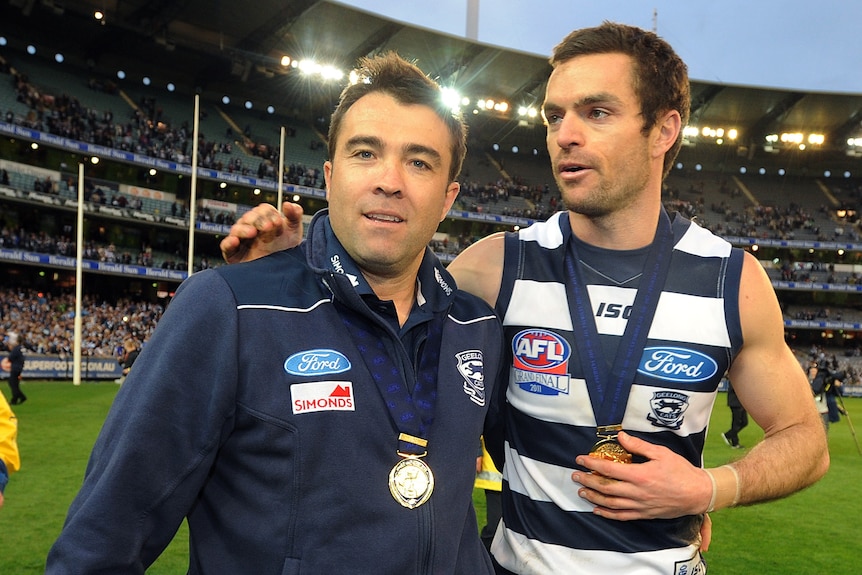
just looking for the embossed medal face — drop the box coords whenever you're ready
[589,437,633,464]
[389,457,434,509]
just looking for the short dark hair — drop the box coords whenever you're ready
[327,52,468,183]
[550,22,690,179]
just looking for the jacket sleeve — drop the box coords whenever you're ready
[483,350,508,472]
[46,270,241,574]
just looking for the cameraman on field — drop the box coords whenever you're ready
[809,357,847,434]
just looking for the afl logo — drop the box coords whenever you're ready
[637,347,718,383]
[512,329,571,372]
[285,349,352,376]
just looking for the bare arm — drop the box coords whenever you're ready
[445,232,506,307]
[219,201,304,263]
[571,251,828,520]
[720,251,829,503]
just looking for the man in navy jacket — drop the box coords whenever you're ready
[47,52,503,575]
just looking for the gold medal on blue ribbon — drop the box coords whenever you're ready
[389,455,434,509]
[589,424,632,464]
[389,433,434,509]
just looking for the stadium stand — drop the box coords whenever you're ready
[1,1,862,373]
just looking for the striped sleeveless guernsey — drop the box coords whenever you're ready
[491,210,745,574]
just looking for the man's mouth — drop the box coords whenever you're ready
[365,213,404,223]
[561,163,588,173]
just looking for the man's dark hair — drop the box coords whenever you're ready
[550,21,690,179]
[327,52,468,183]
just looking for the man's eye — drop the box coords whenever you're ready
[412,160,430,170]
[545,113,563,124]
[588,109,609,119]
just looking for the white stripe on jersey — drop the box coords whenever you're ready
[676,221,732,258]
[587,284,636,336]
[505,280,573,331]
[650,291,731,347]
[520,211,565,249]
[507,368,595,426]
[502,441,593,513]
[491,526,704,575]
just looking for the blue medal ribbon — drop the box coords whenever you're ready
[338,304,444,456]
[563,209,675,427]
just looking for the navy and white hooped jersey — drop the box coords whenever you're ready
[491,210,745,575]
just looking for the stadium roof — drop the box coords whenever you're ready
[3,0,861,172]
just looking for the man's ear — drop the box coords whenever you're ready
[440,181,460,222]
[323,160,332,201]
[653,110,681,159]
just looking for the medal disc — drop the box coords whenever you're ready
[389,456,434,509]
[589,437,633,464]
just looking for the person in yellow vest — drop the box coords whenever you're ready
[0,393,21,508]
[475,436,503,551]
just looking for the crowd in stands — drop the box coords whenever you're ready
[0,287,163,359]
[0,220,216,272]
[5,59,322,188]
[7,49,862,248]
[455,178,560,222]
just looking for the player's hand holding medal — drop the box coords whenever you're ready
[589,424,633,466]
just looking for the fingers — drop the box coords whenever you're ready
[219,235,245,264]
[617,431,663,459]
[282,201,304,227]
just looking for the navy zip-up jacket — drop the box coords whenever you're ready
[47,211,504,575]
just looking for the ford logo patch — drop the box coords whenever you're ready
[285,349,352,376]
[637,346,718,383]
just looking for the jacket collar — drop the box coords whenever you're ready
[305,209,457,314]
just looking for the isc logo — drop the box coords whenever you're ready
[512,329,571,372]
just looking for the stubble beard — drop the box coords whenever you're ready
[557,163,650,221]
[558,177,616,219]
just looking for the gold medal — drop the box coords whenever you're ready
[389,456,434,509]
[589,424,632,464]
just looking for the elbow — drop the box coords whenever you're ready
[813,449,830,484]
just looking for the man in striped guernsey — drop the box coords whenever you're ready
[223,22,830,575]
[447,22,829,574]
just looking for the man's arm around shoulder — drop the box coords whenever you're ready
[446,232,506,308]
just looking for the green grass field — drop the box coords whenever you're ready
[3,381,860,574]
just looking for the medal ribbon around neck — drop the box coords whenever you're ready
[338,306,444,508]
[337,303,443,456]
[563,209,674,429]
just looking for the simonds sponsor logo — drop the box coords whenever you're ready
[291,381,355,414]
[637,347,718,383]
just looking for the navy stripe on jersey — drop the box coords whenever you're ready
[501,487,702,553]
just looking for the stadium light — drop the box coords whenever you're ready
[440,87,462,112]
